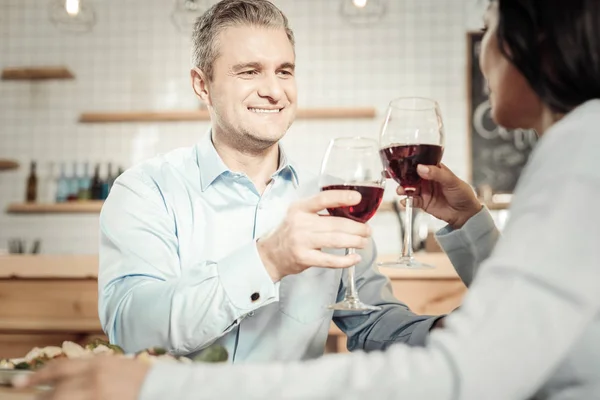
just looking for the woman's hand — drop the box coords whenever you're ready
[397,164,482,229]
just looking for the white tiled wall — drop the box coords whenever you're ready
[0,0,488,255]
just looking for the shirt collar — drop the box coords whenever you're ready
[196,130,300,191]
[277,145,300,188]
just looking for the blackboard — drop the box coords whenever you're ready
[467,31,538,194]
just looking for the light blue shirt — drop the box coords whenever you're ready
[98,131,448,362]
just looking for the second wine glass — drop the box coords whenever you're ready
[319,137,386,312]
[378,97,445,269]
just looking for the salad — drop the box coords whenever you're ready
[0,339,228,371]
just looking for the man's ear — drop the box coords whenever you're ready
[190,67,211,106]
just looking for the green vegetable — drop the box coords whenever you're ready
[86,339,125,354]
[14,362,31,370]
[148,347,167,356]
[192,344,228,363]
[31,358,47,369]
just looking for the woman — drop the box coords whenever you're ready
[16,0,600,398]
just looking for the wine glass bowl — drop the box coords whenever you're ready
[319,137,386,312]
[378,97,445,269]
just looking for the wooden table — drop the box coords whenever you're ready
[0,255,103,358]
[1,253,466,357]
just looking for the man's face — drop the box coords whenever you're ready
[200,25,297,151]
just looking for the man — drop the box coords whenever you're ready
[97,0,461,363]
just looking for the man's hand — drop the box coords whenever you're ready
[258,190,372,282]
[12,356,150,400]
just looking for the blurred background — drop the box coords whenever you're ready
[0,0,534,358]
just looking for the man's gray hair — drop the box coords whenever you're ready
[192,0,295,80]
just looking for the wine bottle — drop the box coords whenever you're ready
[78,162,91,200]
[90,164,103,200]
[25,161,38,203]
[56,162,69,203]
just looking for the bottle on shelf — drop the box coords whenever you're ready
[101,163,113,200]
[25,161,38,203]
[42,161,58,203]
[67,162,80,201]
[108,162,118,193]
[55,162,69,203]
[90,163,103,200]
[78,162,91,201]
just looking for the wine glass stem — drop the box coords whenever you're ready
[402,195,414,259]
[345,248,358,301]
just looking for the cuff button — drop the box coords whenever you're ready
[250,292,260,302]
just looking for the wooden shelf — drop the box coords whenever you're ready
[0,318,101,333]
[0,255,98,279]
[6,201,103,214]
[0,159,19,171]
[1,66,74,81]
[79,107,376,123]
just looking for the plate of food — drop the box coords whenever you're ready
[0,339,228,387]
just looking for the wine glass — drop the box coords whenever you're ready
[319,137,386,312]
[378,97,445,269]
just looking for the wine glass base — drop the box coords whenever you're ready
[377,256,435,270]
[328,298,381,313]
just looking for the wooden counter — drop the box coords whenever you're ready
[0,255,102,358]
[0,253,466,357]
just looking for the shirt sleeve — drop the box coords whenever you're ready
[138,175,600,400]
[98,170,278,355]
[333,239,445,350]
[435,206,500,287]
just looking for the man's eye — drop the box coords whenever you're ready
[278,70,293,76]
[241,70,258,76]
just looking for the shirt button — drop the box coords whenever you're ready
[248,311,255,317]
[250,292,260,302]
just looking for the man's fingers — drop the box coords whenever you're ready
[304,250,361,269]
[310,232,369,250]
[318,215,371,237]
[294,190,361,214]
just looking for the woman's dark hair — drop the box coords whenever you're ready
[495,0,600,113]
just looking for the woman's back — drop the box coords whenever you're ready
[498,99,600,399]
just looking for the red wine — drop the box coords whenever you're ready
[380,144,443,190]
[321,184,384,223]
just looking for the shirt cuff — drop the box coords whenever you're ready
[434,207,498,287]
[217,240,279,311]
[435,207,496,254]
[405,315,446,347]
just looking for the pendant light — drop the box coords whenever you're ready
[49,0,96,33]
[340,0,387,25]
